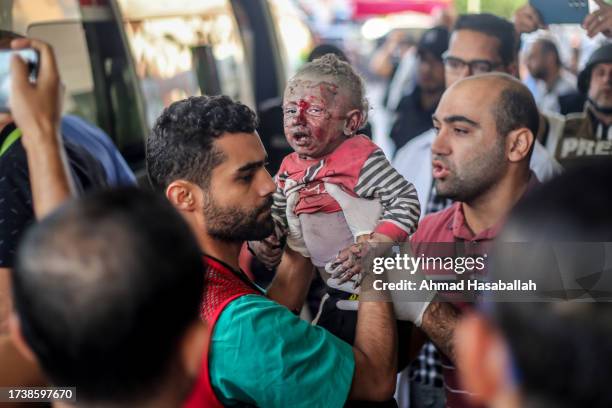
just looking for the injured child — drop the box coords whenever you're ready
[251,54,424,347]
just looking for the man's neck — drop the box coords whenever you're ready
[544,68,560,92]
[589,105,612,126]
[198,234,243,270]
[462,169,531,236]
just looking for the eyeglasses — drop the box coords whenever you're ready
[442,52,503,75]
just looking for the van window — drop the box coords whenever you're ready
[28,22,98,126]
[28,21,146,165]
[267,0,313,78]
[116,0,254,128]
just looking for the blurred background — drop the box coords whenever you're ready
[0,0,607,175]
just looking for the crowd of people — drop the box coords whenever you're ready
[1,2,612,408]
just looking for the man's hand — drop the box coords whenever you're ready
[10,38,62,150]
[9,38,74,218]
[248,235,283,270]
[513,4,545,35]
[583,0,612,38]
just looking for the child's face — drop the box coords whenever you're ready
[282,76,350,159]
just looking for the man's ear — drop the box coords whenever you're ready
[343,109,364,136]
[506,128,534,163]
[455,313,509,405]
[8,313,37,363]
[180,321,209,379]
[166,180,203,213]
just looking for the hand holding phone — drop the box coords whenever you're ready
[583,0,612,38]
[0,48,39,112]
[530,0,590,25]
[9,38,62,148]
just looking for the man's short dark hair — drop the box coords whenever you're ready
[146,95,258,190]
[489,74,540,142]
[453,13,517,66]
[509,160,612,241]
[13,188,204,404]
[494,302,612,408]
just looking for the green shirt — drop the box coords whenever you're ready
[210,295,355,407]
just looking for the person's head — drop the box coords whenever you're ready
[0,30,25,127]
[456,162,612,408]
[431,73,537,203]
[457,302,612,408]
[307,43,348,63]
[578,44,612,111]
[416,26,448,94]
[283,53,367,159]
[10,188,207,406]
[147,95,275,243]
[526,38,561,81]
[444,14,518,88]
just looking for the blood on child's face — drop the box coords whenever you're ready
[283,77,350,159]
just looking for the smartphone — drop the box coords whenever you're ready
[0,48,39,112]
[530,0,590,25]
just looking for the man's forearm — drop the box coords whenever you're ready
[420,301,460,363]
[23,134,75,219]
[0,335,45,387]
[266,247,314,313]
[349,301,397,401]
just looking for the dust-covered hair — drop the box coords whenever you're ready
[292,53,369,127]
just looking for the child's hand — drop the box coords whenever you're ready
[326,233,395,286]
[248,235,283,270]
[326,240,373,286]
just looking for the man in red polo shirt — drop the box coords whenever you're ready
[413,72,541,407]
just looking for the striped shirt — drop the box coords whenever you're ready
[273,135,420,242]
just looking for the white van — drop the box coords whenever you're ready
[1,0,309,174]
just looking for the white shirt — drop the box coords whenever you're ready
[534,72,577,114]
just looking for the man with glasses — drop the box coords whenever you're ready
[393,13,561,218]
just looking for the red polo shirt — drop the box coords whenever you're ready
[410,174,539,408]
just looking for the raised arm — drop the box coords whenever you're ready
[10,38,75,218]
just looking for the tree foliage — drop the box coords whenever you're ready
[454,0,525,19]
